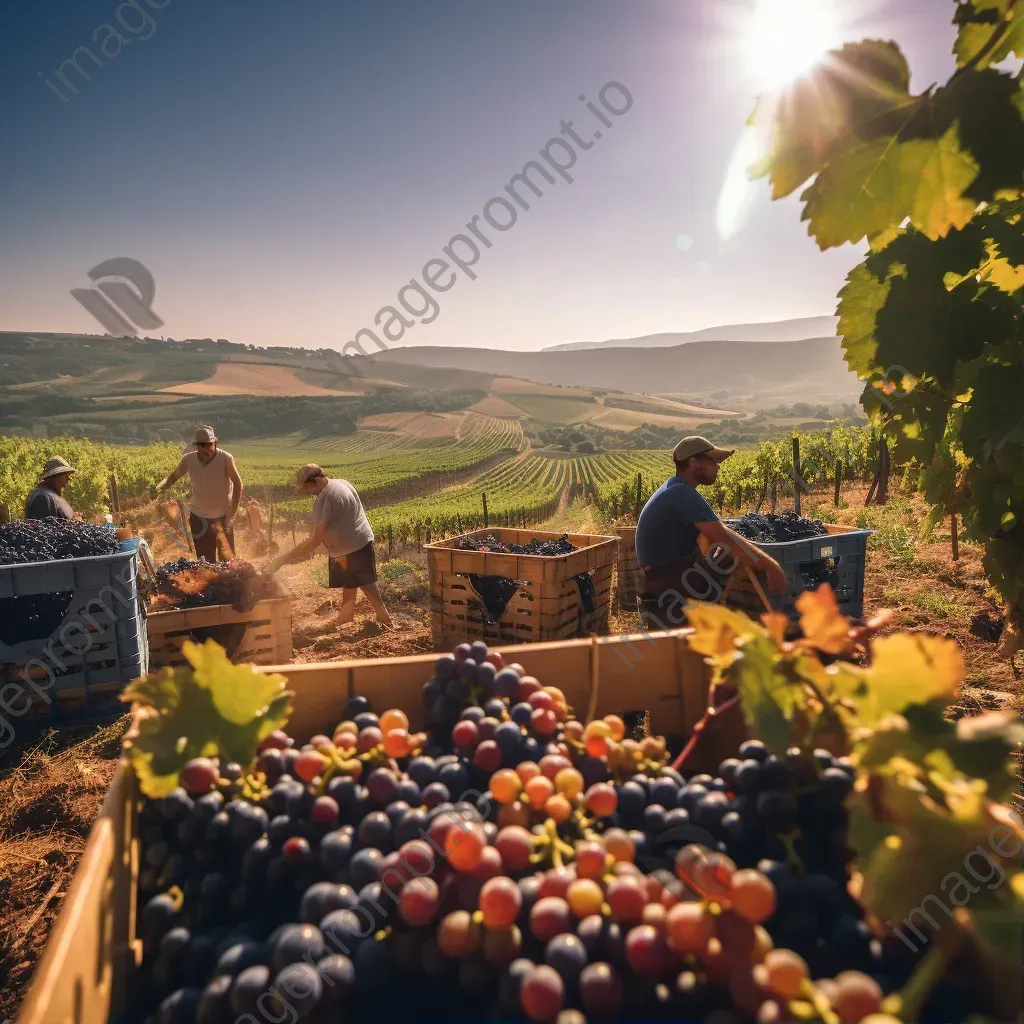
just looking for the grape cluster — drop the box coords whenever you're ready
[731,512,829,544]
[454,534,576,557]
[0,517,119,566]
[129,640,979,1024]
[148,557,272,612]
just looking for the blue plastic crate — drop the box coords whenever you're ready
[0,540,149,721]
[721,522,873,621]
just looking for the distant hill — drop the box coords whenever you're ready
[542,316,839,352]
[377,336,859,403]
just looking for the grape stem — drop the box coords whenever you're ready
[670,684,741,772]
[797,977,840,1024]
[893,940,950,1022]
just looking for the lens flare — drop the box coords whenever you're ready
[743,0,841,89]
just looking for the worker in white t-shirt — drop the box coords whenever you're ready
[265,463,394,630]
[154,425,244,562]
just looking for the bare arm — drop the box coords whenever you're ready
[154,457,188,495]
[226,455,243,519]
[266,522,327,573]
[696,520,789,591]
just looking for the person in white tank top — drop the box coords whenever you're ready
[154,425,244,561]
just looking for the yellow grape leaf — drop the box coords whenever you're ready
[836,261,897,377]
[830,633,963,726]
[801,125,980,250]
[183,639,289,726]
[761,611,789,646]
[684,602,765,659]
[796,585,851,654]
[123,641,293,798]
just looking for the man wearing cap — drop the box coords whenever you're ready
[634,436,787,628]
[24,457,79,520]
[153,426,243,562]
[265,466,394,630]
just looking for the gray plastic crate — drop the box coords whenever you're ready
[721,522,873,621]
[0,540,149,721]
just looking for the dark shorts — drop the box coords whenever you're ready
[189,513,234,563]
[328,541,377,588]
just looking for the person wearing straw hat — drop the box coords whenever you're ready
[265,464,394,631]
[24,457,80,520]
[635,436,788,628]
[153,425,243,562]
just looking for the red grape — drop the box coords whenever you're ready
[485,651,505,669]
[259,730,291,751]
[399,877,440,927]
[180,758,218,795]
[605,875,646,925]
[579,962,622,1016]
[294,751,326,784]
[520,965,565,1022]
[310,796,339,826]
[282,836,312,864]
[356,727,383,753]
[474,740,502,773]
[494,826,533,871]
[624,924,672,975]
[479,876,522,928]
[530,896,572,942]
[437,910,479,957]
[452,720,479,749]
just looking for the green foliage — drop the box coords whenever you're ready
[122,640,292,798]
[754,0,1024,621]
[685,594,1024,985]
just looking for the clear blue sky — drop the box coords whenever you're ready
[0,0,959,352]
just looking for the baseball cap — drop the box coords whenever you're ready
[194,425,217,444]
[294,464,325,493]
[41,456,77,480]
[673,436,735,463]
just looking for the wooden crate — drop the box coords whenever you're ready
[145,576,293,668]
[615,526,640,613]
[18,629,749,1024]
[426,528,618,647]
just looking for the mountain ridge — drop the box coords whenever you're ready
[541,315,839,352]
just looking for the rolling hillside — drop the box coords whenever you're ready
[542,315,839,351]
[377,336,860,403]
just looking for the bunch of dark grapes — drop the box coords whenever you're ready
[455,533,577,557]
[0,518,120,565]
[731,512,829,544]
[127,639,980,1024]
[148,557,271,612]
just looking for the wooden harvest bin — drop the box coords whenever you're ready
[426,528,618,648]
[18,630,745,1024]
[145,576,293,668]
[614,526,639,614]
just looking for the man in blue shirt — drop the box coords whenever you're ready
[635,436,787,628]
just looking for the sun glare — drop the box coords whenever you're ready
[742,0,842,89]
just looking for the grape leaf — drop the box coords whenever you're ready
[796,585,851,654]
[954,0,1024,67]
[837,263,891,376]
[122,640,293,798]
[749,40,914,199]
[828,633,962,726]
[896,69,1024,202]
[800,125,980,250]
[684,604,803,753]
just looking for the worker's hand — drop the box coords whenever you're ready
[762,560,789,594]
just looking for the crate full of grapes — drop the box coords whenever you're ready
[704,513,873,621]
[17,611,1021,1024]
[0,520,148,720]
[426,528,618,647]
[143,556,293,668]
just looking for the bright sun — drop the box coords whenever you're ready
[742,0,842,89]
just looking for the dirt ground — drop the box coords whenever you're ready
[0,485,1019,1021]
